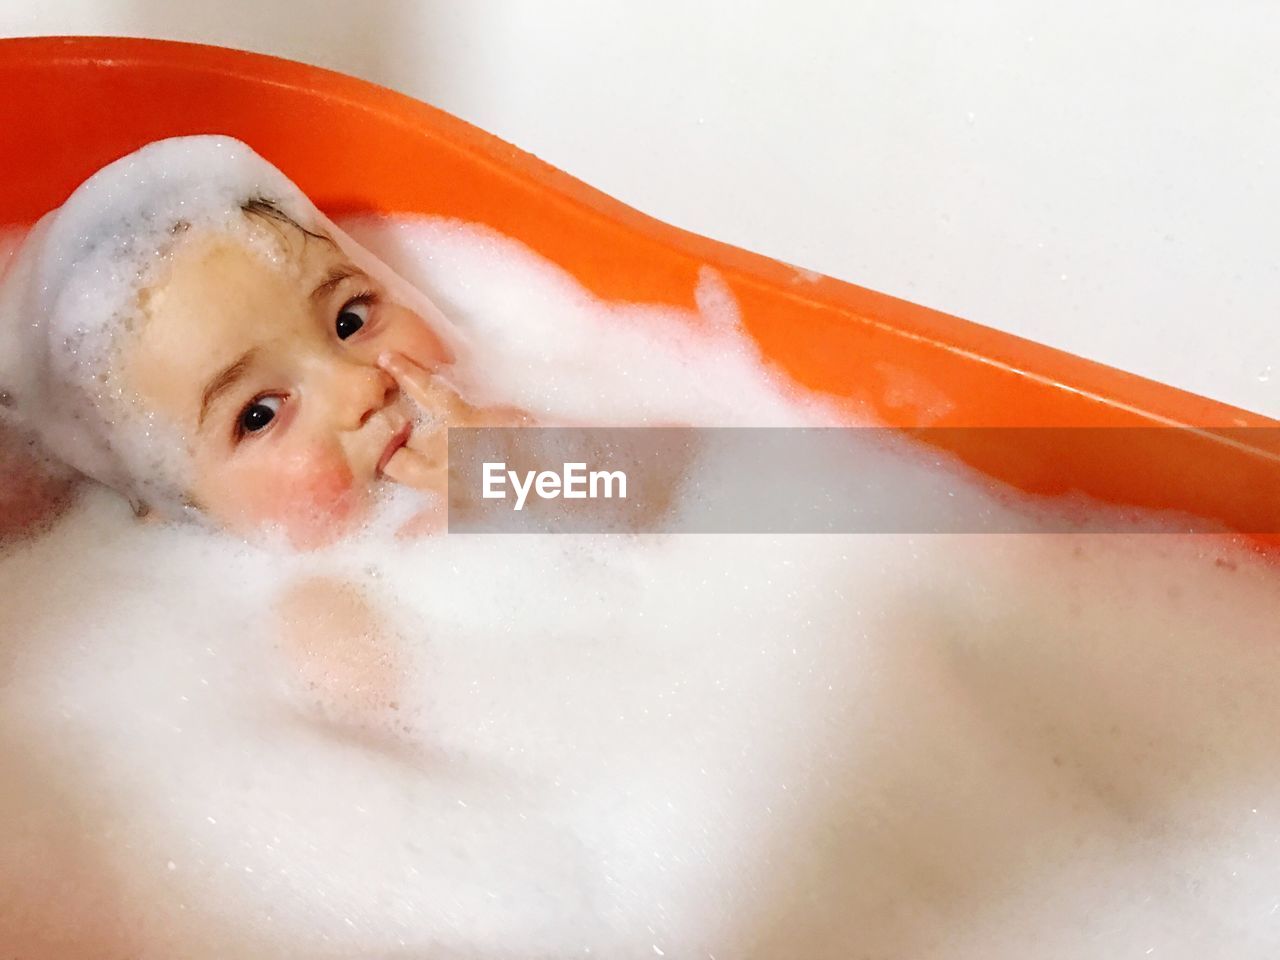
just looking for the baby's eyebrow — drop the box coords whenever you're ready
[310,265,362,302]
[199,350,256,429]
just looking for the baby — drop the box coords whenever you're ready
[0,133,683,738]
[0,136,524,549]
[0,136,550,737]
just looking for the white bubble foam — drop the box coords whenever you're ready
[340,215,836,427]
[2,204,1280,959]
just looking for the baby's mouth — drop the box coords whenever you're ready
[377,423,413,477]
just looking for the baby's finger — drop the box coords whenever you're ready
[381,443,446,492]
[378,352,447,413]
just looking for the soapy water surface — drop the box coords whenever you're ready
[2,218,1280,958]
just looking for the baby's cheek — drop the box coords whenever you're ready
[225,450,368,548]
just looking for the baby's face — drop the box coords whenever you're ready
[125,218,451,547]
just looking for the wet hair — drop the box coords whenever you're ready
[165,198,333,249]
[240,197,333,245]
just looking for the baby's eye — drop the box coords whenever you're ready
[238,395,283,436]
[335,296,372,340]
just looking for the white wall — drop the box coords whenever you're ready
[2,1,1276,415]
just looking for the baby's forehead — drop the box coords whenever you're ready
[125,217,354,412]
[198,209,343,279]
[142,214,356,317]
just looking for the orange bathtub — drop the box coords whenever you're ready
[1,36,1276,545]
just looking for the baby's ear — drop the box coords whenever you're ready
[128,497,155,521]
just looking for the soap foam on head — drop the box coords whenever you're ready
[3,139,1280,958]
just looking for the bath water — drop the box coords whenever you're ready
[1,216,1279,959]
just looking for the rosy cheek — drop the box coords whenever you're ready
[221,450,367,549]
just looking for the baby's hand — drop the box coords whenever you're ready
[372,352,452,493]
[375,351,530,492]
[378,351,531,429]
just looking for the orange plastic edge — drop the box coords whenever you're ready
[0,37,1276,549]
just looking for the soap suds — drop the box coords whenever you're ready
[1,205,1279,958]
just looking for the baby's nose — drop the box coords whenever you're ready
[332,361,398,430]
[358,372,399,428]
